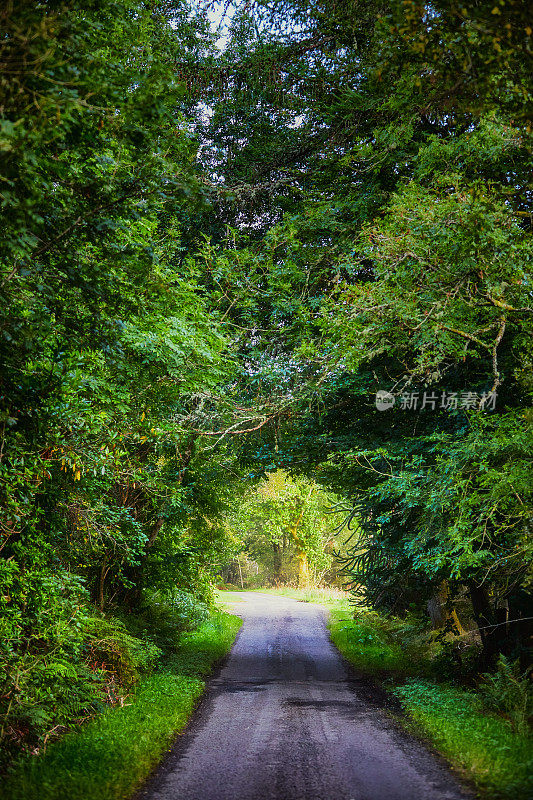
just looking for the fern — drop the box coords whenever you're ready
[479,655,532,736]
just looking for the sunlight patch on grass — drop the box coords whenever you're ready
[215,589,250,606]
[244,585,350,608]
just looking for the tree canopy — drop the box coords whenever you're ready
[1,0,531,765]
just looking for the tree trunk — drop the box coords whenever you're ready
[298,551,311,588]
[289,486,314,589]
[272,542,282,585]
[468,580,508,666]
[94,553,109,611]
[427,581,465,634]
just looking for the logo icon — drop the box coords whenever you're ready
[375,390,395,411]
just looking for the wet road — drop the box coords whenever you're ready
[139,593,469,800]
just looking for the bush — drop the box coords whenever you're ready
[0,606,166,769]
[0,655,106,769]
[0,592,104,768]
[2,612,242,800]
[122,592,210,655]
[82,616,162,689]
[0,591,213,770]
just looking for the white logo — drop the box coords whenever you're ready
[375,391,395,411]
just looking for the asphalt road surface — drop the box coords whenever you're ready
[139,593,469,800]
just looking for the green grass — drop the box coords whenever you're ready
[328,609,533,800]
[328,606,431,677]
[219,585,349,608]
[2,611,242,800]
[393,681,533,799]
[214,589,250,605]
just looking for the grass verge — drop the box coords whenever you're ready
[218,586,349,608]
[214,589,250,605]
[328,608,533,800]
[392,681,533,799]
[2,611,242,800]
[328,606,430,678]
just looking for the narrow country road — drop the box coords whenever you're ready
[139,593,470,800]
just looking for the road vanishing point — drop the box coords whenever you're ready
[139,593,469,800]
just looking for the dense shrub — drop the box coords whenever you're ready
[0,593,209,770]
[82,616,162,689]
[121,592,210,655]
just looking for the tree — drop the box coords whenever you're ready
[0,0,250,758]
[192,0,532,663]
[225,472,338,587]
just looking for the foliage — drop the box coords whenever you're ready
[2,612,241,800]
[1,0,532,779]
[0,590,211,769]
[0,0,248,765]
[122,591,210,654]
[479,655,533,737]
[190,0,533,668]
[223,471,341,587]
[82,615,162,688]
[328,607,432,678]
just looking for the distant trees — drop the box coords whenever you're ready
[224,472,339,587]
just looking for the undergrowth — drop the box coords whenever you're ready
[2,611,241,800]
[328,606,533,799]
[393,680,533,799]
[0,590,211,768]
[328,606,432,677]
